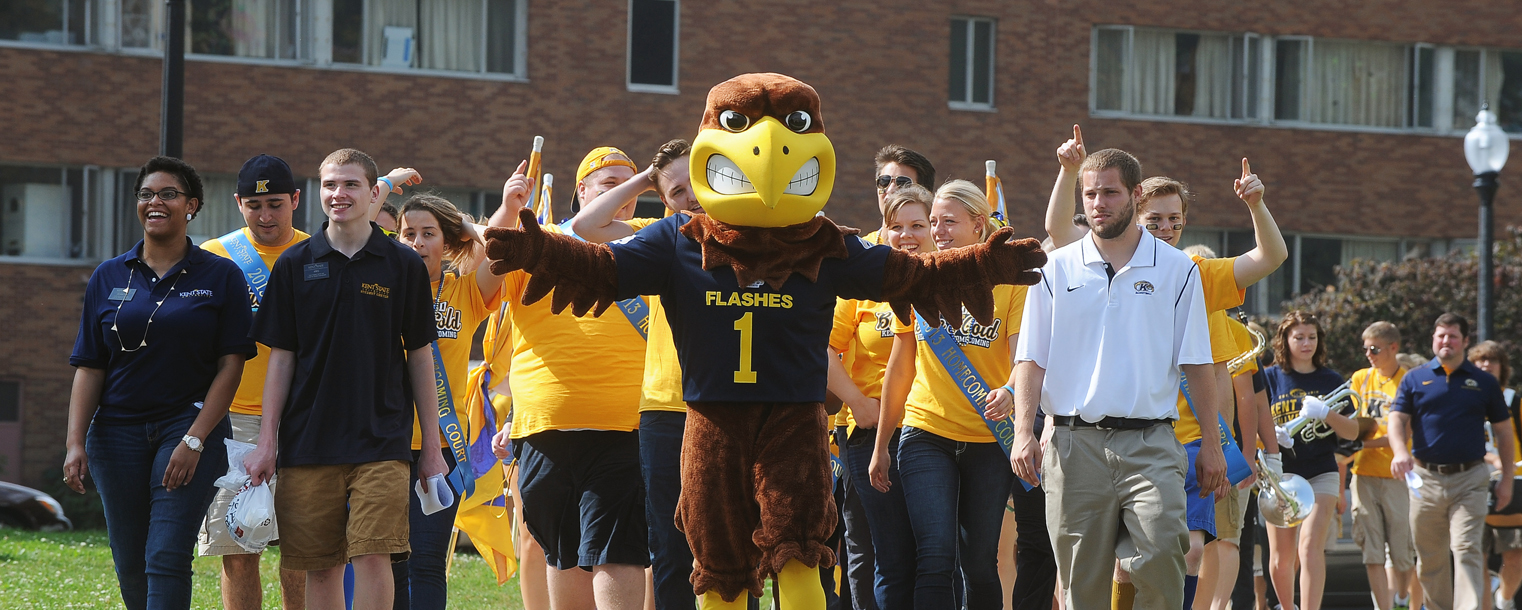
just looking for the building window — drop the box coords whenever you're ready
[328,0,524,74]
[123,0,304,59]
[1,0,94,45]
[0,165,103,261]
[1092,26,1257,119]
[949,16,994,109]
[1451,48,1522,134]
[628,0,678,91]
[1273,38,1410,128]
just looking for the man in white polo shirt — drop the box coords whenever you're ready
[1010,148,1227,609]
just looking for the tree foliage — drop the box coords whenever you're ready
[1276,228,1522,376]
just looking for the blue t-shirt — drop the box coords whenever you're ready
[608,214,889,403]
[1263,365,1345,478]
[1393,358,1511,465]
[70,240,256,424]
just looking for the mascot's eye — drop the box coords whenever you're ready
[785,111,813,133]
[719,110,750,132]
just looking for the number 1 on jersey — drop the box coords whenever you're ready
[733,312,757,384]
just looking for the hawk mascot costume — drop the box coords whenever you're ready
[485,73,1046,609]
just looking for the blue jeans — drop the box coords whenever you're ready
[844,427,915,610]
[835,427,878,610]
[641,410,697,610]
[394,449,460,610]
[896,426,1013,610]
[88,405,230,610]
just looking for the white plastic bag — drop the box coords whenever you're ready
[226,482,277,552]
[214,439,256,492]
[214,439,277,552]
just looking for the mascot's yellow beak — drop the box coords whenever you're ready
[689,116,836,228]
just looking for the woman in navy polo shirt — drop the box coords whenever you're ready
[1262,310,1359,610]
[63,156,256,610]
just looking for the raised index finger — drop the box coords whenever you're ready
[1073,124,1084,147]
[513,160,528,177]
[1241,157,1252,179]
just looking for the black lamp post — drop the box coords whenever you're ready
[1464,103,1511,343]
[159,0,185,158]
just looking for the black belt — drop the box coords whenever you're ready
[1053,415,1170,430]
[1416,459,1484,475]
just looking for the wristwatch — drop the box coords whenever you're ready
[182,434,204,453]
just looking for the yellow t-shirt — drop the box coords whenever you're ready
[1191,254,1246,313]
[828,298,896,428]
[1349,366,1407,478]
[640,296,686,413]
[411,270,497,450]
[1170,258,1241,444]
[200,228,310,416]
[507,221,655,437]
[1173,308,1239,443]
[895,285,1025,442]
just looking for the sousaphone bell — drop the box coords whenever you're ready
[1256,450,1316,528]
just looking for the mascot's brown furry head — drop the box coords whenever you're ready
[689,73,837,228]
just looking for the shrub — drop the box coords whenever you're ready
[1275,227,1522,376]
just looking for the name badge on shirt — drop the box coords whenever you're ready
[108,287,137,302]
[303,262,330,281]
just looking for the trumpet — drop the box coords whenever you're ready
[1276,380,1363,447]
[1256,450,1316,528]
[1227,311,1266,375]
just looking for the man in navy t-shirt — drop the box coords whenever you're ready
[1390,312,1514,610]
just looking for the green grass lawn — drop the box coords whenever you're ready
[0,529,525,609]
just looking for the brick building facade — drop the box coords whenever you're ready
[2,0,1519,486]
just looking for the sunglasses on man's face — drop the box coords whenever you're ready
[1364,345,1382,355]
[876,175,913,190]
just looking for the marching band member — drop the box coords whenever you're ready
[869,179,1026,609]
[1263,311,1359,610]
[1013,148,1226,609]
[828,184,934,610]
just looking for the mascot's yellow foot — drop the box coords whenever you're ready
[700,590,747,610]
[776,559,826,610]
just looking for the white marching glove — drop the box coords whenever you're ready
[1301,396,1330,421]
[1275,426,1295,449]
[1263,452,1284,480]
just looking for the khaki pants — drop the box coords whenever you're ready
[1351,474,1415,571]
[1410,464,1490,610]
[1045,423,1188,609]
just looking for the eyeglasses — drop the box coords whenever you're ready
[1364,345,1382,355]
[1144,222,1184,231]
[136,188,183,202]
[876,175,913,190]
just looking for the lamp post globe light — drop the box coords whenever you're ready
[1464,103,1510,342]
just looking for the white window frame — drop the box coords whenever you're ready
[948,15,996,111]
[625,0,679,94]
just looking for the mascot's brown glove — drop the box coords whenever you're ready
[882,226,1046,329]
[483,209,620,317]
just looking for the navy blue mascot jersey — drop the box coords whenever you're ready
[609,214,889,403]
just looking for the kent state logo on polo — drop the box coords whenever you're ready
[1133,280,1155,295]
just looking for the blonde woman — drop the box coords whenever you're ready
[869,180,1028,609]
